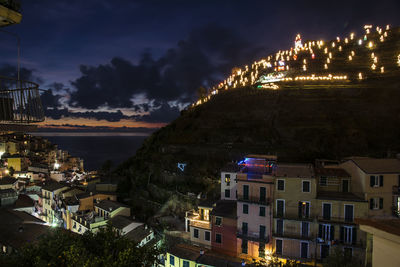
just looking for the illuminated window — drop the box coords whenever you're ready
[225,174,231,185]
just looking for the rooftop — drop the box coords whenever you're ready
[14,194,34,208]
[357,218,400,237]
[167,243,204,261]
[315,167,350,177]
[94,199,128,212]
[125,224,151,244]
[42,181,69,192]
[210,200,237,219]
[108,215,136,230]
[221,162,241,173]
[348,157,400,174]
[275,163,314,178]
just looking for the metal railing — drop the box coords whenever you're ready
[237,230,269,243]
[393,186,400,194]
[0,0,21,12]
[0,75,44,124]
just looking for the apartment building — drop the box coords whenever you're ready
[272,163,316,262]
[220,163,239,200]
[40,182,69,224]
[236,155,275,260]
[340,157,400,218]
[315,167,368,263]
[185,200,213,248]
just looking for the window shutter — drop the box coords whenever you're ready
[340,226,344,243]
[318,224,323,238]
[330,225,335,241]
[298,202,302,218]
[379,198,383,209]
[352,228,357,245]
[369,198,374,210]
[370,176,375,187]
[306,203,310,217]
[379,175,384,187]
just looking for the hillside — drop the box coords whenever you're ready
[115,25,400,219]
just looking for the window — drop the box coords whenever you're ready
[276,219,284,235]
[322,203,331,220]
[298,201,310,218]
[276,239,283,255]
[225,174,231,185]
[300,242,309,258]
[243,185,249,200]
[319,224,334,241]
[215,233,222,243]
[342,179,349,193]
[225,189,230,198]
[370,198,383,210]
[259,206,266,217]
[320,176,327,186]
[215,217,222,226]
[169,255,175,266]
[302,180,310,192]
[370,175,383,187]
[260,187,266,202]
[192,228,198,239]
[340,226,356,244]
[301,222,309,238]
[259,225,266,239]
[242,222,248,235]
[277,179,285,191]
[241,239,248,254]
[344,205,354,222]
[183,260,189,267]
[243,204,249,214]
[276,200,285,217]
[205,231,210,241]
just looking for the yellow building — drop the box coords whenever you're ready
[358,218,400,267]
[6,156,28,172]
[340,158,400,218]
[40,182,69,224]
[272,163,317,263]
[185,200,213,248]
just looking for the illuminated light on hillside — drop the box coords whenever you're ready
[345,38,349,44]
[311,54,315,59]
[364,25,373,29]
[384,32,388,37]
[332,42,336,48]
[324,64,328,69]
[324,47,328,54]
[374,57,378,63]
[358,72,363,80]
[350,33,355,40]
[303,59,307,64]
[371,63,376,70]
[303,65,307,71]
[257,83,279,90]
[339,46,342,51]
[327,58,331,64]
[348,55,353,61]
[351,51,355,56]
[386,25,390,30]
[397,55,400,66]
[366,28,370,34]
[358,39,363,45]
[380,36,384,42]
[381,66,385,73]
[368,41,374,48]
[371,53,375,58]
[364,35,367,41]
[329,52,332,59]
[336,37,340,42]
[294,74,347,81]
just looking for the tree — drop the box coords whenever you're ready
[0,226,161,267]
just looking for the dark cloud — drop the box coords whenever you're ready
[0,64,43,84]
[41,89,61,109]
[69,24,266,110]
[135,102,180,123]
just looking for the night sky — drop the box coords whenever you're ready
[1,0,399,131]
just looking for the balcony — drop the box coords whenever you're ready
[237,230,269,243]
[273,231,314,241]
[0,76,44,132]
[317,216,355,224]
[274,212,314,222]
[237,195,271,205]
[0,0,22,26]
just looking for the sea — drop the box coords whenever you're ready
[30,132,149,171]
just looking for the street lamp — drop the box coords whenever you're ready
[0,29,21,81]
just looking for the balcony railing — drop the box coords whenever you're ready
[237,230,269,243]
[393,186,400,194]
[0,0,21,12]
[237,195,271,205]
[273,232,314,241]
[274,212,314,221]
[317,216,355,224]
[0,76,44,128]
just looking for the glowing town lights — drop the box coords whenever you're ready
[398,55,400,66]
[381,66,384,73]
[311,53,315,59]
[384,32,388,37]
[324,64,328,69]
[358,73,363,80]
[386,25,390,30]
[348,55,353,61]
[373,57,378,63]
[351,51,355,56]
[339,46,342,51]
[336,37,340,42]
[303,65,307,71]
[371,53,375,58]
[332,42,336,48]
[328,52,332,59]
[358,39,363,45]
[364,25,372,29]
[380,36,384,42]
[368,41,373,48]
[371,63,376,70]
[324,47,328,54]
[366,29,370,34]
[350,33,355,40]
[345,38,349,44]
[303,59,307,64]
[364,35,367,41]
[327,58,331,64]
